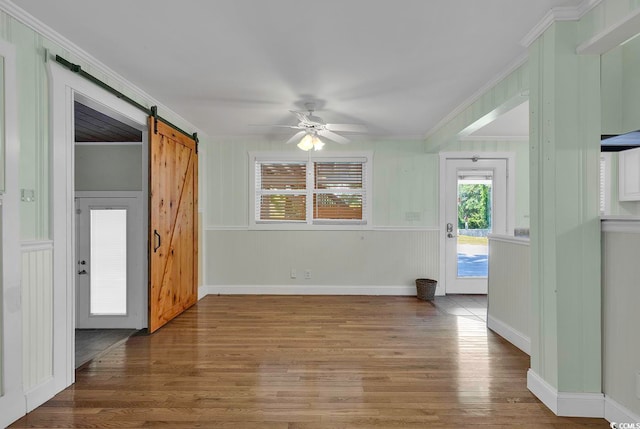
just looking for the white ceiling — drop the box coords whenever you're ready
[12,0,580,141]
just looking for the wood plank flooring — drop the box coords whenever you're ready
[11,295,607,428]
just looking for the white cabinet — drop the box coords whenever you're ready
[619,147,640,201]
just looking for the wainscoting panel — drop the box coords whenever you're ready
[205,229,440,294]
[21,242,53,391]
[487,235,530,354]
[602,227,640,418]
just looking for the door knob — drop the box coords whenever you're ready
[78,269,88,275]
[447,233,456,238]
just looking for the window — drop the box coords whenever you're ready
[251,153,371,227]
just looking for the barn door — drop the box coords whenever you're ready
[148,118,198,333]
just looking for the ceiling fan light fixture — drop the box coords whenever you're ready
[312,137,324,151]
[297,134,314,151]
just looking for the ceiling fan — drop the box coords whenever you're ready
[258,103,366,151]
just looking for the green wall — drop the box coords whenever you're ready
[205,138,439,228]
[0,10,204,240]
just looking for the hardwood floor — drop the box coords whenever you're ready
[11,295,606,428]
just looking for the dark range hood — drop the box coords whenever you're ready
[601,130,640,152]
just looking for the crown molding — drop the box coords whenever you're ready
[520,0,603,47]
[424,52,528,142]
[0,0,203,136]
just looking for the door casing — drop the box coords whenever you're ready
[439,152,515,295]
[49,60,148,401]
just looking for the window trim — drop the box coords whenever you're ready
[249,151,373,230]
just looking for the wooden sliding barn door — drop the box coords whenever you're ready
[149,118,198,333]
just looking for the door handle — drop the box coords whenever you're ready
[447,233,457,238]
[78,269,88,275]
[154,229,161,253]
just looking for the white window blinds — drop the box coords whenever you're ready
[253,155,370,225]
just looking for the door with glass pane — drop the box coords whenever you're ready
[444,158,508,294]
[76,197,143,328]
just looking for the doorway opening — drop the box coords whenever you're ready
[73,95,147,367]
[440,153,514,295]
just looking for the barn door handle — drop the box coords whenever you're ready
[154,229,161,253]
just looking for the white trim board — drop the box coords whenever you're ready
[200,284,446,297]
[578,6,640,54]
[520,0,603,47]
[204,225,440,232]
[487,315,531,355]
[21,240,54,252]
[601,219,640,233]
[605,396,640,425]
[0,37,25,429]
[527,369,605,418]
[48,59,150,402]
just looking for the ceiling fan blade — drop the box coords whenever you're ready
[289,110,309,124]
[286,131,307,144]
[318,129,350,144]
[325,123,367,133]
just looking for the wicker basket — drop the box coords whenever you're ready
[416,278,437,301]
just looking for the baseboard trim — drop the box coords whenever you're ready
[0,391,26,429]
[487,315,530,355]
[527,369,605,418]
[605,395,640,424]
[24,376,58,412]
[200,284,444,296]
[198,285,208,300]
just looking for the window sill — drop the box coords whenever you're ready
[249,222,372,231]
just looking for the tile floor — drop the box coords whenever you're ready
[429,293,488,323]
[75,329,138,368]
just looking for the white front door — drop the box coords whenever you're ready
[76,196,144,329]
[443,158,509,294]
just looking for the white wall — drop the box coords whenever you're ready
[75,145,142,191]
[21,244,52,391]
[487,235,530,354]
[206,229,439,294]
[601,225,640,420]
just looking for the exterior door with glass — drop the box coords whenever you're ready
[76,196,144,329]
[444,158,509,294]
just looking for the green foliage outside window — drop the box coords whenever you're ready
[458,184,491,229]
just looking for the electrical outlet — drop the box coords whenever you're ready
[636,372,640,399]
[290,268,297,279]
[304,269,312,280]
